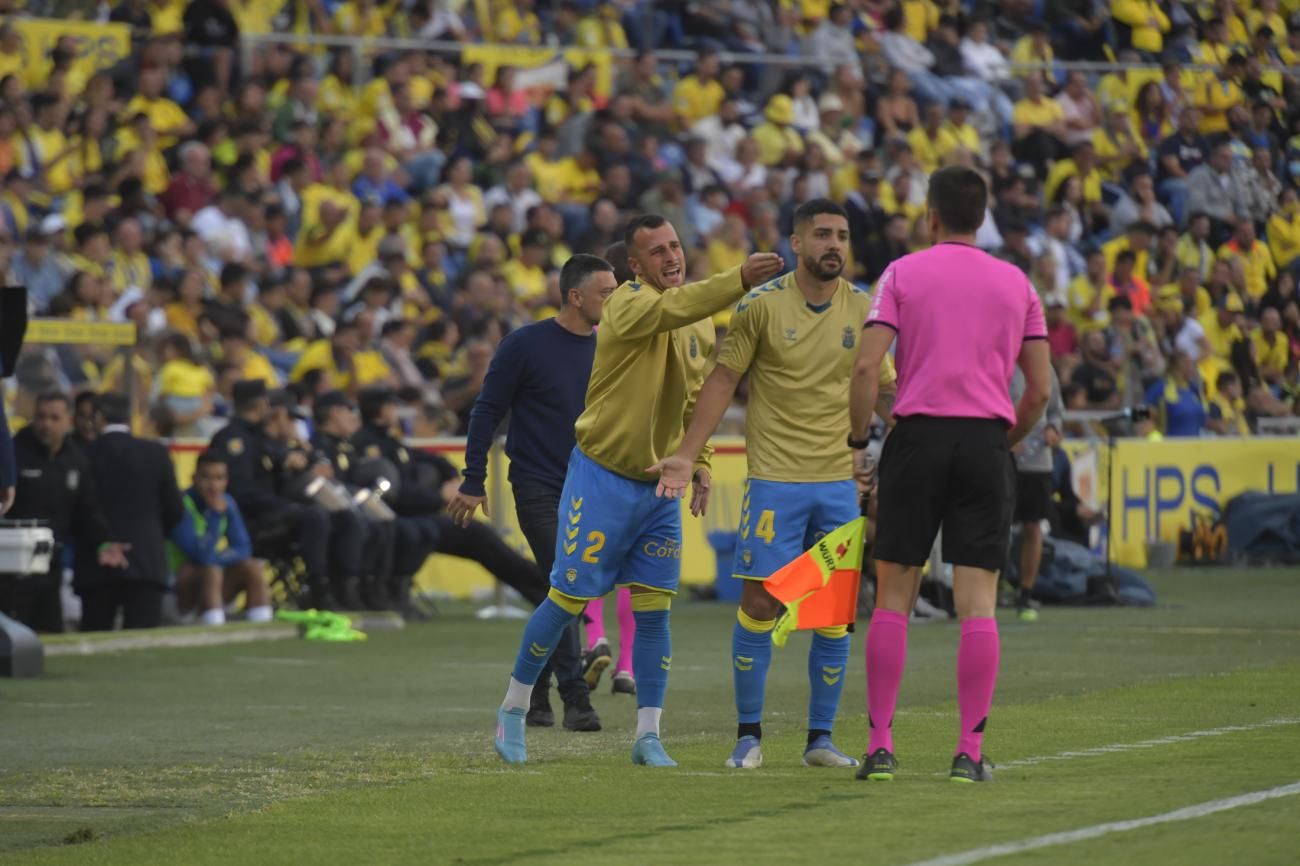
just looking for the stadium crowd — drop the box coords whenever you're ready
[1,0,1300,629]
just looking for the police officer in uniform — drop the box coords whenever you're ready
[209,381,336,609]
[310,391,396,610]
[352,386,547,616]
[2,392,128,631]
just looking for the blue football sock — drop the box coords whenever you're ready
[510,598,578,685]
[631,609,671,710]
[733,610,775,727]
[808,629,851,733]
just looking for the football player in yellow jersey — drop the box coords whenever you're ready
[495,216,784,767]
[650,200,897,770]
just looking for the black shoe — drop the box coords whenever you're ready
[562,694,602,732]
[336,578,365,612]
[526,688,555,728]
[611,671,636,695]
[582,638,612,689]
[855,748,898,781]
[362,579,392,611]
[950,752,994,783]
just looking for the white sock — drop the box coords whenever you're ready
[199,608,225,626]
[502,676,533,711]
[636,707,662,738]
[246,605,274,623]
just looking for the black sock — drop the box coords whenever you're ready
[1018,587,1032,604]
[738,722,762,741]
[807,728,832,746]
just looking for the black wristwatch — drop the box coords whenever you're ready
[847,433,871,449]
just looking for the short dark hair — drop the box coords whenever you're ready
[559,254,614,302]
[624,213,670,250]
[96,392,131,426]
[36,391,72,411]
[1116,250,1137,265]
[792,198,849,232]
[195,449,228,473]
[1216,370,1240,389]
[1108,295,1134,312]
[603,241,635,284]
[220,262,248,289]
[926,166,987,234]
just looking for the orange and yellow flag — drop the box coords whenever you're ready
[766,517,866,648]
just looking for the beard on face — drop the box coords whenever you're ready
[804,252,844,281]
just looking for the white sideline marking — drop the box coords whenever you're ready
[998,717,1300,770]
[900,781,1300,866]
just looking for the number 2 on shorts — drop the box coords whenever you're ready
[755,510,776,544]
[582,531,606,563]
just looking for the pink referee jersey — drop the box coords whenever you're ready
[866,242,1047,426]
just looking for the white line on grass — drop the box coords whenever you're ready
[997,717,1300,770]
[900,781,1300,866]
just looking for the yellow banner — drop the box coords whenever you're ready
[1107,438,1300,568]
[26,319,136,346]
[13,18,130,90]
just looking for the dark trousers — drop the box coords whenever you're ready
[511,485,589,705]
[364,518,396,582]
[328,509,367,580]
[252,503,331,588]
[394,514,439,577]
[0,562,64,634]
[80,581,165,632]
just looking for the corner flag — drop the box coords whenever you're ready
[766,517,865,648]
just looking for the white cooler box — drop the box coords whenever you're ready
[0,523,55,576]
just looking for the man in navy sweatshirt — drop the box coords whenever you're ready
[449,254,617,733]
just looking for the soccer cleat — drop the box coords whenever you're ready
[855,748,898,781]
[494,708,528,764]
[562,694,602,732]
[724,735,763,769]
[950,752,994,783]
[803,735,860,768]
[611,671,636,695]
[582,639,612,689]
[1017,605,1040,623]
[631,733,678,767]
[526,687,555,728]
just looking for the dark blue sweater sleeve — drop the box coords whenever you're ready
[460,333,523,497]
[0,396,13,489]
[217,497,252,566]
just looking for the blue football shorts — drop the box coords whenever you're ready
[548,448,682,599]
[731,478,859,580]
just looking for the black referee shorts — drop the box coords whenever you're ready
[874,416,1015,572]
[1014,470,1054,524]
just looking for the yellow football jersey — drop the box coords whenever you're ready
[718,274,896,483]
[575,268,746,480]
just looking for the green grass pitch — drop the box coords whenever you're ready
[2,568,1298,865]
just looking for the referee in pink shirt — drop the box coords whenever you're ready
[848,166,1053,783]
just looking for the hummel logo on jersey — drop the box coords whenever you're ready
[784,328,797,341]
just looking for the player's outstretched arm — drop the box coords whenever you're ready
[1009,339,1052,447]
[647,364,743,500]
[605,255,783,340]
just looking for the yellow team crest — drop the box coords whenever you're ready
[366,444,382,458]
[227,437,243,455]
[565,568,577,583]
[742,549,753,567]
[842,326,855,349]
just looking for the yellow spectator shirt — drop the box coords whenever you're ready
[1044,158,1103,205]
[575,268,747,480]
[290,340,390,390]
[672,76,724,128]
[717,274,896,482]
[1067,274,1115,331]
[1161,282,1213,319]
[1217,240,1276,300]
[123,95,190,147]
[1252,328,1289,373]
[151,0,184,33]
[752,122,804,166]
[1266,210,1300,270]
[158,359,215,399]
[1199,312,1244,359]
[900,0,938,42]
[112,251,152,294]
[1112,0,1171,54]
[1013,97,1063,130]
[240,351,281,387]
[501,259,547,302]
[1195,78,1242,136]
[1102,235,1150,283]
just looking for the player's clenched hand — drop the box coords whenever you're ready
[853,448,877,493]
[447,491,489,527]
[690,469,711,517]
[646,455,692,500]
[740,253,784,289]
